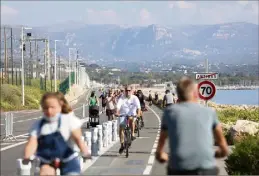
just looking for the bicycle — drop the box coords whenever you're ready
[135,116,142,137]
[118,114,132,158]
[22,154,92,175]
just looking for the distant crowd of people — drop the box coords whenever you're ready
[22,76,229,175]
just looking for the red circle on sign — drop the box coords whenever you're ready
[198,80,216,101]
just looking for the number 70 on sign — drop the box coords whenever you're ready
[198,80,216,101]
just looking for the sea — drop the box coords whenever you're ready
[212,89,259,106]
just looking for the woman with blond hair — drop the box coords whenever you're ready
[23,92,90,175]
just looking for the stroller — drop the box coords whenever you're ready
[87,105,100,128]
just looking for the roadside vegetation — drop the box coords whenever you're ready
[150,97,259,175]
[0,79,60,112]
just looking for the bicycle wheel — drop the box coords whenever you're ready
[136,119,140,137]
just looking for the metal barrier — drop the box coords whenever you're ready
[16,118,119,175]
[3,112,16,141]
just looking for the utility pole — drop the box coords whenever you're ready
[29,41,32,85]
[21,27,25,105]
[4,27,8,84]
[11,28,14,85]
[47,38,50,80]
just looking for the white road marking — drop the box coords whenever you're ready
[0,118,90,152]
[148,155,155,165]
[0,141,27,152]
[143,106,161,175]
[81,136,120,172]
[143,165,153,175]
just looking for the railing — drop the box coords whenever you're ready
[16,119,118,175]
[2,112,16,141]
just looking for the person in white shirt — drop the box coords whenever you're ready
[23,92,90,175]
[115,85,141,154]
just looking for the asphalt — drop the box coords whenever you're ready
[0,89,109,175]
[83,108,159,175]
[83,104,229,175]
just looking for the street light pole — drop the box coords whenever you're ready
[68,48,72,92]
[21,26,32,106]
[54,40,61,92]
[21,27,25,106]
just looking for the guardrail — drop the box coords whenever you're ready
[16,118,119,175]
[2,112,16,141]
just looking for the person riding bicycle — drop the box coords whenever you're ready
[156,77,229,175]
[115,85,141,154]
[163,90,174,107]
[23,92,90,175]
[136,89,145,127]
[154,92,159,104]
[148,90,153,106]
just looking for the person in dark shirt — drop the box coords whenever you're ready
[156,77,229,175]
[136,90,145,127]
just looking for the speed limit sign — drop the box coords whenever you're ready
[198,80,216,101]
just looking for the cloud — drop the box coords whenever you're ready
[168,1,196,9]
[1,5,18,16]
[139,8,154,25]
[85,9,120,24]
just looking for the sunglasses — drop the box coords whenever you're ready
[125,90,131,92]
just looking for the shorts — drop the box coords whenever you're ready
[40,157,81,175]
[106,109,115,116]
[102,103,106,108]
[140,104,145,111]
[119,116,137,128]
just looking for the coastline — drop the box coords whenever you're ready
[142,87,259,108]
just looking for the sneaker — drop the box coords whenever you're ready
[119,146,124,154]
[131,136,136,141]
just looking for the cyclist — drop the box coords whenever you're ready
[163,90,174,107]
[115,85,141,154]
[156,77,228,175]
[148,90,153,106]
[154,92,159,104]
[136,90,145,127]
[23,92,90,175]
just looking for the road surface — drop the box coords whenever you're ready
[82,105,228,175]
[0,95,229,175]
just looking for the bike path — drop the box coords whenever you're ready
[149,105,229,175]
[83,109,160,175]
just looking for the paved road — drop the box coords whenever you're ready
[0,90,91,139]
[83,104,229,175]
[0,89,109,175]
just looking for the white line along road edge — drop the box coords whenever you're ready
[143,106,162,175]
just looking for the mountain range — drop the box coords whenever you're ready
[2,22,258,66]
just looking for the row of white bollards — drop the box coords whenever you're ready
[17,119,119,175]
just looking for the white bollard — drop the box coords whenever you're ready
[102,122,108,147]
[17,158,31,175]
[84,131,92,155]
[112,120,117,141]
[96,125,103,152]
[91,127,98,156]
[108,121,113,144]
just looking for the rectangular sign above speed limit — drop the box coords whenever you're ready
[196,73,219,80]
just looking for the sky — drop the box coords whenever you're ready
[1,1,258,27]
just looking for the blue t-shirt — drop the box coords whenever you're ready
[161,102,219,170]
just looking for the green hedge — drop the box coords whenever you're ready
[225,135,259,175]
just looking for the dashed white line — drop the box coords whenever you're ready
[143,106,161,175]
[148,155,155,165]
